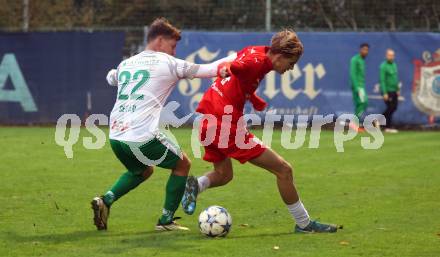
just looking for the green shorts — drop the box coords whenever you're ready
[110,133,182,174]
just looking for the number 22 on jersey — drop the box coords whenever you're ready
[117,70,150,100]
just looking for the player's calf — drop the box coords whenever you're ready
[275,160,294,182]
[173,154,191,176]
[206,158,234,188]
[181,175,199,215]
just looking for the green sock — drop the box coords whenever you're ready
[103,171,146,206]
[159,174,187,224]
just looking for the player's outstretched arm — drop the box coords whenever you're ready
[173,53,237,79]
[197,53,236,78]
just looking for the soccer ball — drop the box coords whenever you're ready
[198,206,232,237]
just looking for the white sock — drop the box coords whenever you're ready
[197,176,211,193]
[287,200,310,229]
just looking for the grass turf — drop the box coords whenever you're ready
[0,127,439,257]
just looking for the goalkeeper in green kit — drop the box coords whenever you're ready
[349,43,369,131]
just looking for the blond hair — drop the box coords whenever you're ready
[270,29,304,58]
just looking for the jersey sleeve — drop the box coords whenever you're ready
[229,49,266,94]
[194,53,237,78]
[230,56,263,80]
[165,56,201,80]
[166,53,237,80]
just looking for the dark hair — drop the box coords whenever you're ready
[360,43,370,48]
[147,17,181,43]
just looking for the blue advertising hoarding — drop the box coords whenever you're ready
[0,31,124,124]
[169,31,440,125]
[1,31,439,125]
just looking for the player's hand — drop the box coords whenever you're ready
[249,93,267,111]
[383,93,389,101]
[217,61,231,78]
[106,69,118,86]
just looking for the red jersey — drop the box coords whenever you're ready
[196,46,273,122]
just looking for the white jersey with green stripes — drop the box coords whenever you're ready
[109,50,202,142]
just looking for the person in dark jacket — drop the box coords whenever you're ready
[379,49,399,133]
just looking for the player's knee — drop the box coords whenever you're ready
[222,171,233,185]
[141,168,153,180]
[181,154,191,171]
[215,166,233,186]
[277,161,293,181]
[174,154,191,176]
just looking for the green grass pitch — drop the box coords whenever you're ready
[1,127,439,257]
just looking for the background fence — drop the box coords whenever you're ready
[2,0,440,32]
[1,0,440,126]
[2,0,440,57]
